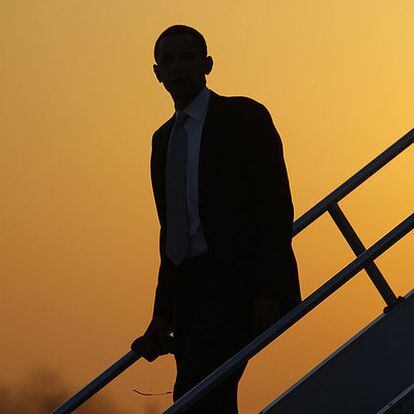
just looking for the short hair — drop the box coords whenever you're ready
[154,25,208,63]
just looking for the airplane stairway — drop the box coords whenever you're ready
[261,289,414,414]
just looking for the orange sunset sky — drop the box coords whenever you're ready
[1,1,413,413]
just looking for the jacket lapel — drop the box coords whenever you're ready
[198,90,222,220]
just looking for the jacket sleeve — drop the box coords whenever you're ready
[245,103,295,302]
[150,132,174,322]
[152,227,174,322]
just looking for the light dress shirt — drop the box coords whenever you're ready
[167,85,211,257]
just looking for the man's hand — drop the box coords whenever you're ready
[132,316,173,362]
[249,296,282,338]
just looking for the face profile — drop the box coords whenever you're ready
[153,33,213,109]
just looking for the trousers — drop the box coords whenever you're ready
[171,252,253,413]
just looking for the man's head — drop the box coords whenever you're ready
[153,25,213,108]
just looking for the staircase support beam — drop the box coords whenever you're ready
[328,202,398,307]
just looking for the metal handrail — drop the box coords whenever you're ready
[52,352,140,414]
[52,128,413,414]
[293,128,413,236]
[164,214,414,413]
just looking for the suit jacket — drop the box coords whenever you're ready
[150,89,301,323]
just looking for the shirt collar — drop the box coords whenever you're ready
[175,85,211,122]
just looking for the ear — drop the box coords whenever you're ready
[204,56,213,75]
[153,64,163,83]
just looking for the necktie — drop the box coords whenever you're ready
[166,111,190,265]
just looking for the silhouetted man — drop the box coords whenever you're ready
[144,24,301,413]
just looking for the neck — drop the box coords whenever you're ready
[173,84,205,111]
